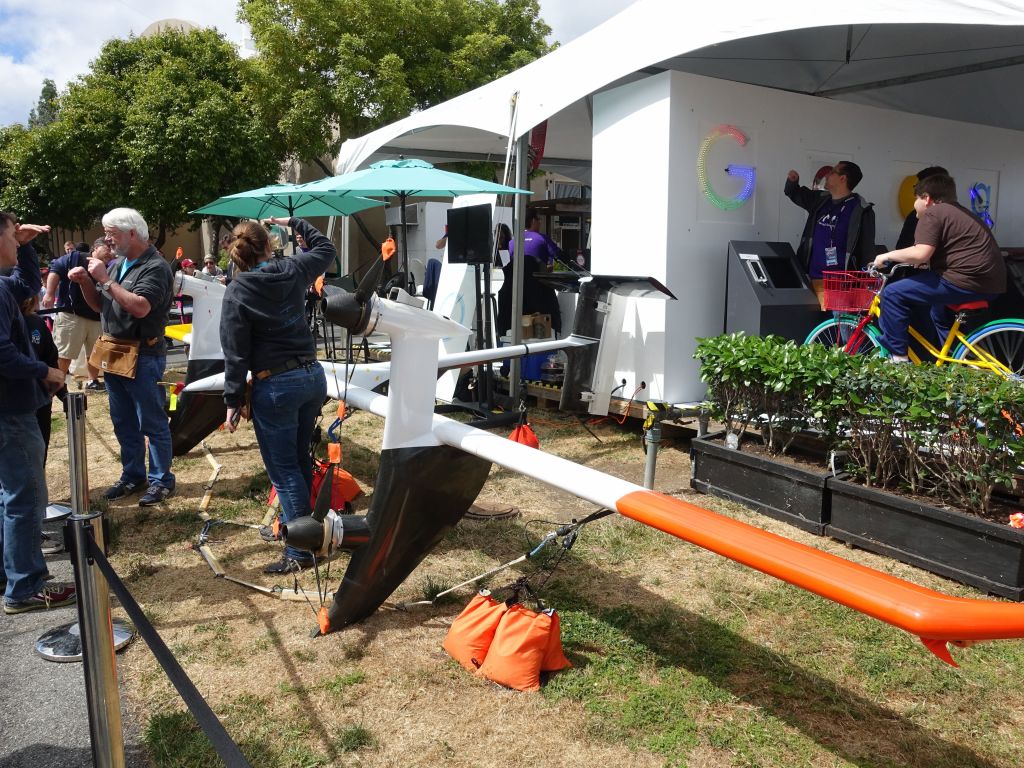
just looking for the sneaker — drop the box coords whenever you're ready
[84,379,106,392]
[139,485,173,507]
[105,479,143,500]
[258,524,280,543]
[4,584,77,614]
[263,555,315,575]
[40,532,63,555]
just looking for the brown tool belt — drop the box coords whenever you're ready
[254,356,317,381]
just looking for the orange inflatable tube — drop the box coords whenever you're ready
[617,489,1024,665]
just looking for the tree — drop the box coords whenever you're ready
[240,0,552,171]
[27,79,59,128]
[1,29,282,247]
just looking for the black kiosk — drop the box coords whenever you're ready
[724,241,822,342]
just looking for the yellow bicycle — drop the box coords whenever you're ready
[804,268,1024,378]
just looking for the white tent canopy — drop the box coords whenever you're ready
[336,0,1024,179]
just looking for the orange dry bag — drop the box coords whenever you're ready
[508,408,539,448]
[475,604,551,692]
[442,590,508,672]
[267,458,362,511]
[541,609,572,672]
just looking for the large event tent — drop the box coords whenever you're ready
[336,0,1024,404]
[337,0,1024,177]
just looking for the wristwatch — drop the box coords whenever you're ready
[98,279,114,295]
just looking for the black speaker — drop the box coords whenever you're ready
[447,204,493,264]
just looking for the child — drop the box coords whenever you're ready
[20,295,65,461]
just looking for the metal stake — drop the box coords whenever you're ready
[66,392,126,768]
[644,421,661,490]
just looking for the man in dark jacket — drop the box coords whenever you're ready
[68,207,175,506]
[785,161,875,306]
[0,212,76,614]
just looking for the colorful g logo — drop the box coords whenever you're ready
[970,182,994,228]
[697,124,756,210]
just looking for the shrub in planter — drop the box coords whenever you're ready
[695,333,854,456]
[695,332,1024,517]
[693,335,855,533]
[829,358,1024,515]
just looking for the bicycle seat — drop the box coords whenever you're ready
[946,300,989,312]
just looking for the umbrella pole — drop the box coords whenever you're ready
[400,192,410,293]
[288,202,297,255]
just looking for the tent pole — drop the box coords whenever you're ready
[510,134,529,402]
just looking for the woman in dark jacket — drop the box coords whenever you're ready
[220,217,332,573]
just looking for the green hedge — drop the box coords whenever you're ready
[695,333,1024,515]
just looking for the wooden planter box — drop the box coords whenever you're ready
[690,432,837,535]
[826,477,1024,601]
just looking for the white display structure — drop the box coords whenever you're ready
[385,201,451,290]
[592,70,1024,404]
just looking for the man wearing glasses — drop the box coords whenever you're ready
[785,161,876,308]
[68,207,175,506]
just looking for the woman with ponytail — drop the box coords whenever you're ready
[220,217,334,573]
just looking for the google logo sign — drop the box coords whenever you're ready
[697,124,756,210]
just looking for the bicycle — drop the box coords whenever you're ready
[804,267,1024,378]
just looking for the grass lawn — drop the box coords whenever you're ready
[45,393,1024,768]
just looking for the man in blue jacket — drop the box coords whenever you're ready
[0,212,76,614]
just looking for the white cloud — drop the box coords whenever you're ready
[0,0,249,127]
[0,0,641,127]
[539,0,639,45]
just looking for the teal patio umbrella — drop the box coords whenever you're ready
[298,158,531,291]
[190,183,385,220]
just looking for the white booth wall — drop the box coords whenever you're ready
[592,70,1024,404]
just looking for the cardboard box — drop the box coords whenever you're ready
[520,313,552,340]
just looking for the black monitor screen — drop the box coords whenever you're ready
[762,256,804,289]
[447,204,493,264]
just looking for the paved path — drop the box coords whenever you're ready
[0,529,146,768]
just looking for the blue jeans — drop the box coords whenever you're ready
[105,355,175,489]
[878,271,995,356]
[0,412,48,601]
[251,364,326,560]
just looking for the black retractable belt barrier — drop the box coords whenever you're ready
[85,539,252,768]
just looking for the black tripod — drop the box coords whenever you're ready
[436,261,517,428]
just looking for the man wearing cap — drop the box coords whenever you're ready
[201,254,225,282]
[180,259,196,276]
[42,238,113,391]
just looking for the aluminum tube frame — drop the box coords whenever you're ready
[510,135,530,401]
[66,392,125,768]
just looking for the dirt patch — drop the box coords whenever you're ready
[43,393,1024,768]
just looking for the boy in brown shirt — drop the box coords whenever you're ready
[873,174,1005,361]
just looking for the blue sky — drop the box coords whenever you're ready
[0,0,638,128]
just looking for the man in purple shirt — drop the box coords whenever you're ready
[785,161,876,307]
[0,212,76,614]
[496,211,562,338]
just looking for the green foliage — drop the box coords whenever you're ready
[695,333,854,453]
[27,79,59,128]
[694,333,1024,514]
[240,0,553,164]
[0,29,279,243]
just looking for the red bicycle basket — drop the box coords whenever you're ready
[821,271,882,312]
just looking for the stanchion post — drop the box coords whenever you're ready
[643,422,661,490]
[65,392,126,768]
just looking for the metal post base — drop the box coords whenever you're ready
[35,620,135,663]
[45,503,73,522]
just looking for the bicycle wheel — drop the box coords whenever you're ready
[954,319,1024,376]
[804,315,884,356]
